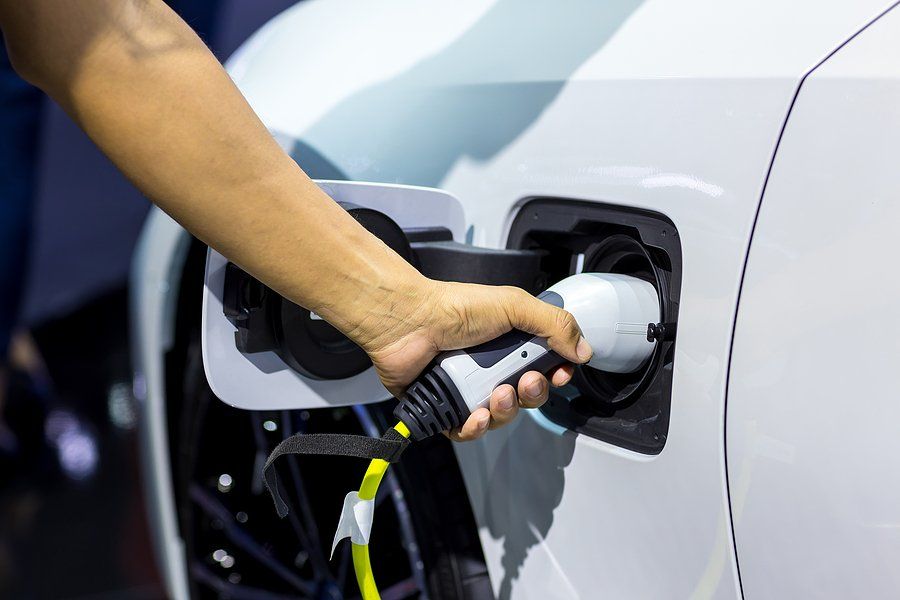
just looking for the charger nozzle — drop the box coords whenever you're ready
[394,272,661,440]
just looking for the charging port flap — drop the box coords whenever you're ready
[202,181,468,410]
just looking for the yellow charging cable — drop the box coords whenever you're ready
[351,421,411,600]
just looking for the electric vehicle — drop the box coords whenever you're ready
[131,1,900,598]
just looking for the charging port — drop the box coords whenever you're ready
[507,198,681,454]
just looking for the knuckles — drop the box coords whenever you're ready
[555,309,579,339]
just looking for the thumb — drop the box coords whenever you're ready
[501,287,593,364]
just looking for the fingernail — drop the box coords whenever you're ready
[576,336,593,362]
[526,379,543,398]
[498,388,514,410]
[478,413,491,430]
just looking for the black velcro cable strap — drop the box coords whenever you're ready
[263,428,410,518]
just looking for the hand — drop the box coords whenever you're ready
[350,277,593,441]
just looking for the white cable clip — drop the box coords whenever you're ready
[330,490,375,558]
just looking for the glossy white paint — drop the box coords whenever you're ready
[202,180,466,410]
[220,1,895,598]
[130,209,192,600]
[130,0,900,597]
[727,8,900,598]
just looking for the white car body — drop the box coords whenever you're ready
[131,1,900,598]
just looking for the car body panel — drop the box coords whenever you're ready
[221,1,894,598]
[727,8,900,598]
[131,209,193,600]
[132,0,899,597]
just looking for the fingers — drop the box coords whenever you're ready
[516,371,548,409]
[501,287,593,365]
[488,384,518,429]
[449,385,522,441]
[549,364,575,387]
[448,408,490,442]
[450,370,566,441]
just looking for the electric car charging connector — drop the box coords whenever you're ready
[263,272,661,599]
[394,272,660,439]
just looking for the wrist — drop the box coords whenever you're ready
[308,241,437,351]
[347,271,438,353]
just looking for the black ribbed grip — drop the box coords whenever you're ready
[393,365,469,441]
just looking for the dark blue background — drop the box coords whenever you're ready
[0,2,298,597]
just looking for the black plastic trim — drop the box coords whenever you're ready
[412,241,546,293]
[394,365,469,440]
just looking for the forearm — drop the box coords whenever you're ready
[0,0,425,336]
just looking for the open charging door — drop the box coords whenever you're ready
[202,181,468,410]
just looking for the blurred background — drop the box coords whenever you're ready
[0,2,298,597]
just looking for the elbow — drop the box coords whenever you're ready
[0,7,75,96]
[4,36,47,89]
[2,21,62,93]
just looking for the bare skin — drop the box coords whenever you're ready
[0,0,592,441]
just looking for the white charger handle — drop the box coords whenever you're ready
[394,273,660,439]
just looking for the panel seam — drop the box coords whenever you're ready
[721,3,900,598]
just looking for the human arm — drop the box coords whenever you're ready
[0,0,592,440]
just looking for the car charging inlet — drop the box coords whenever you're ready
[228,199,680,599]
